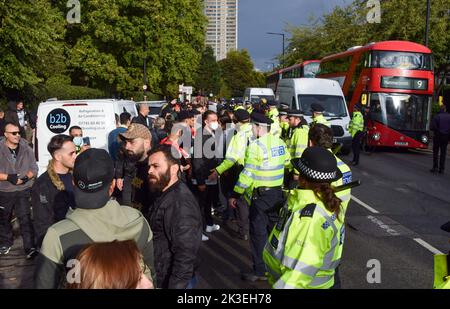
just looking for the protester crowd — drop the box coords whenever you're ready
[0,96,357,289]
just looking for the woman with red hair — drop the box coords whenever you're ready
[67,240,154,289]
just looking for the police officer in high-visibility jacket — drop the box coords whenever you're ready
[308,123,352,217]
[229,112,290,282]
[264,147,345,289]
[209,109,253,240]
[279,104,290,142]
[434,221,450,289]
[311,103,331,127]
[286,110,309,159]
[267,100,281,138]
[284,110,309,188]
[349,104,364,166]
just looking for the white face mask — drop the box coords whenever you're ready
[209,121,219,131]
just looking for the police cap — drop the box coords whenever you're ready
[287,109,303,118]
[291,147,342,183]
[234,109,250,122]
[250,112,273,126]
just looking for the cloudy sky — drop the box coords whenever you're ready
[238,0,353,71]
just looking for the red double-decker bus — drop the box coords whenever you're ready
[266,60,320,92]
[317,41,434,149]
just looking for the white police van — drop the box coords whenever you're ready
[35,99,138,175]
[276,78,352,154]
[243,88,275,103]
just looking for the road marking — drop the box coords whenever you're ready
[351,195,445,255]
[413,238,444,255]
[351,195,380,214]
[367,215,401,236]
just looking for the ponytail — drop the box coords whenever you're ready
[309,183,342,221]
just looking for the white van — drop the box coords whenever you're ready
[243,88,275,104]
[137,100,167,120]
[276,78,352,154]
[35,99,138,175]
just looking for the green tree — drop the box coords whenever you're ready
[194,46,221,96]
[219,49,261,97]
[0,0,65,96]
[253,71,267,88]
[60,0,207,98]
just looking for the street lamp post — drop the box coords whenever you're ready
[143,34,148,97]
[267,32,285,67]
[425,0,431,46]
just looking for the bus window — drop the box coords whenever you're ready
[349,53,368,103]
[303,62,320,78]
[318,56,353,75]
[371,51,432,70]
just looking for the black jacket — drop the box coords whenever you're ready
[132,113,151,129]
[31,161,76,248]
[148,180,202,289]
[192,128,221,185]
[431,111,450,135]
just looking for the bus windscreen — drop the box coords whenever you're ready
[369,93,431,131]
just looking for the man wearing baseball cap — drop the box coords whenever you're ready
[116,123,153,212]
[34,148,155,288]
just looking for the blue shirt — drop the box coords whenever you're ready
[108,126,127,162]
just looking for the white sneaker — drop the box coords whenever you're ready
[206,224,220,233]
[202,234,209,241]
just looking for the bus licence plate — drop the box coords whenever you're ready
[394,141,408,146]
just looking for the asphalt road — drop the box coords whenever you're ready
[196,147,450,289]
[338,147,450,289]
[1,147,449,289]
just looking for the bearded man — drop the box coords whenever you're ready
[118,124,152,213]
[146,145,202,289]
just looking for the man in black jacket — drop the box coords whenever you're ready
[147,145,202,289]
[192,110,221,241]
[32,135,77,248]
[132,103,151,129]
[430,104,450,174]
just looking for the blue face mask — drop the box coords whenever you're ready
[73,136,83,147]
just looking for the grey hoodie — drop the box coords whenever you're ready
[0,137,38,192]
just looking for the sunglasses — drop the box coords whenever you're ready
[6,131,20,136]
